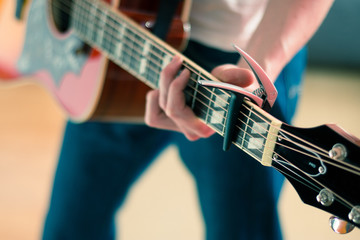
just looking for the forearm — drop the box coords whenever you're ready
[244,0,334,81]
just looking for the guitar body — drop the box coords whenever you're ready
[0,0,27,79]
[0,0,189,122]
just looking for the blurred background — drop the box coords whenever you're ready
[1,0,360,239]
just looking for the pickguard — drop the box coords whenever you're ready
[17,0,87,86]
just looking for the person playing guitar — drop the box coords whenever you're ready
[2,0,348,239]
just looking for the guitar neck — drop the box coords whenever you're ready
[71,0,179,89]
[70,0,282,166]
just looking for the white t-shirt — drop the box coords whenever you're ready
[189,0,268,51]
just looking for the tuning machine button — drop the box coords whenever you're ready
[316,189,334,206]
[329,143,347,161]
[329,216,355,234]
[349,205,360,224]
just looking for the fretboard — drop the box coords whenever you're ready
[71,0,174,89]
[69,0,280,165]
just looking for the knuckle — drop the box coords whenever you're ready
[146,90,154,101]
[160,66,173,80]
[165,108,179,119]
[159,97,166,110]
[144,112,158,127]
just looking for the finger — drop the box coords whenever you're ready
[146,89,214,141]
[211,64,255,87]
[165,69,215,140]
[159,55,183,109]
[145,90,180,132]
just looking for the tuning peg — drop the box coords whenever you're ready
[329,216,355,234]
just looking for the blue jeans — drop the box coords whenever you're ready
[43,41,307,240]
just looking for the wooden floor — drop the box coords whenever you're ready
[0,67,360,240]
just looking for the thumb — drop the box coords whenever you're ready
[211,64,255,88]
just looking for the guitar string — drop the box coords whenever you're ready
[52,0,358,210]
[56,0,360,189]
[54,0,314,150]
[71,1,360,171]
[51,1,278,116]
[241,104,360,174]
[146,87,357,212]
[53,0,360,176]
[233,114,357,210]
[54,0,360,176]
[275,153,355,210]
[70,0,238,128]
[57,0,236,131]
[237,110,360,179]
[60,1,291,161]
[273,162,359,221]
[62,0,240,129]
[230,110,355,210]
[236,110,359,209]
[52,0,234,108]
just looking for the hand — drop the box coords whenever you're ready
[145,55,255,141]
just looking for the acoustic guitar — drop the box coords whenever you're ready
[0,0,359,233]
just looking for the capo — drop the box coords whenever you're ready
[198,45,277,111]
[222,92,245,151]
[198,45,278,150]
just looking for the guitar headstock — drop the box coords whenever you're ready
[272,123,360,232]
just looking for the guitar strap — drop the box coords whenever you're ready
[15,0,27,19]
[153,0,182,40]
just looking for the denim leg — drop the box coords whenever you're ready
[42,122,172,240]
[175,41,307,240]
[176,134,283,240]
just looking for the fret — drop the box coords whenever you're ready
[132,32,145,72]
[139,40,151,77]
[121,28,133,68]
[139,58,147,75]
[208,88,229,133]
[184,71,198,109]
[203,88,212,125]
[187,82,229,134]
[237,106,250,148]
[161,53,172,70]
[71,0,172,88]
[147,46,164,87]
[146,56,159,87]
[106,15,119,56]
[97,8,107,48]
[102,11,119,54]
[205,88,215,124]
[71,0,88,37]
[185,70,204,113]
[69,0,284,168]
[220,91,230,136]
[89,2,99,44]
[114,21,125,59]
[233,104,271,162]
[191,74,200,110]
[145,46,159,87]
[144,51,171,87]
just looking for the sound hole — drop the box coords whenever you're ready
[51,0,73,32]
